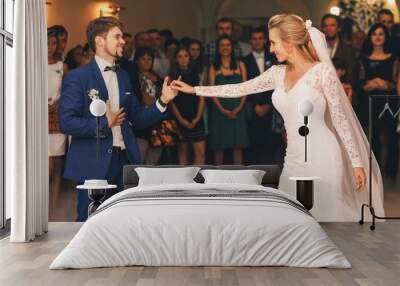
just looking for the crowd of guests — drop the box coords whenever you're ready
[47,9,400,201]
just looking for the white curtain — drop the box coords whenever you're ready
[7,0,48,242]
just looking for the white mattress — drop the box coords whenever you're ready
[50,183,351,269]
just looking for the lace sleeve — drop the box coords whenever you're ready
[194,65,282,98]
[321,64,363,167]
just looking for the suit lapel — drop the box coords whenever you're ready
[90,59,109,101]
[250,53,261,76]
[333,40,342,59]
[264,50,275,70]
[116,68,127,107]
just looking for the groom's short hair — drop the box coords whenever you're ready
[86,17,123,52]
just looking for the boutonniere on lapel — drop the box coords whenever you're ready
[88,88,100,101]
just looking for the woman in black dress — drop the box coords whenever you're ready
[358,23,400,179]
[133,47,164,164]
[188,39,206,84]
[169,47,206,165]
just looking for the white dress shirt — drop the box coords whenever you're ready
[95,55,126,149]
[252,51,265,73]
[95,55,167,149]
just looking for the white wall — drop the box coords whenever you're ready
[118,0,199,39]
[46,0,103,51]
[46,0,400,51]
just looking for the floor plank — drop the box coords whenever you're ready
[1,222,400,286]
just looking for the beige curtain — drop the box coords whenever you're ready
[8,0,48,242]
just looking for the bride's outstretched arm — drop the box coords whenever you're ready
[171,65,282,98]
[321,64,363,168]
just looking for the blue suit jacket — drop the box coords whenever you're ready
[59,59,166,182]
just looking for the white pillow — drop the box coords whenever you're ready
[200,169,266,185]
[135,167,201,186]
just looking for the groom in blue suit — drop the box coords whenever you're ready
[59,17,177,221]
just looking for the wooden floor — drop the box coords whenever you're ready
[1,222,400,286]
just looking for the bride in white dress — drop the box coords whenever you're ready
[171,14,385,221]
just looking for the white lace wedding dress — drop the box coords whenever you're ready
[195,62,385,221]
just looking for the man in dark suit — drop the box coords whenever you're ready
[59,17,177,221]
[242,27,278,164]
[321,14,357,88]
[377,9,400,56]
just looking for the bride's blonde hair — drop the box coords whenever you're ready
[268,14,319,63]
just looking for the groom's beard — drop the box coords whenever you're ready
[111,49,121,60]
[109,51,121,62]
[106,44,122,61]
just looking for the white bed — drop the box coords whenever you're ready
[50,183,351,269]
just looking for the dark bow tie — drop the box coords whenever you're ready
[104,64,119,72]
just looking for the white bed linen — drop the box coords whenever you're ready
[50,183,350,269]
[200,169,266,185]
[135,167,200,186]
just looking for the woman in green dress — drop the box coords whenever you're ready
[208,35,248,164]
